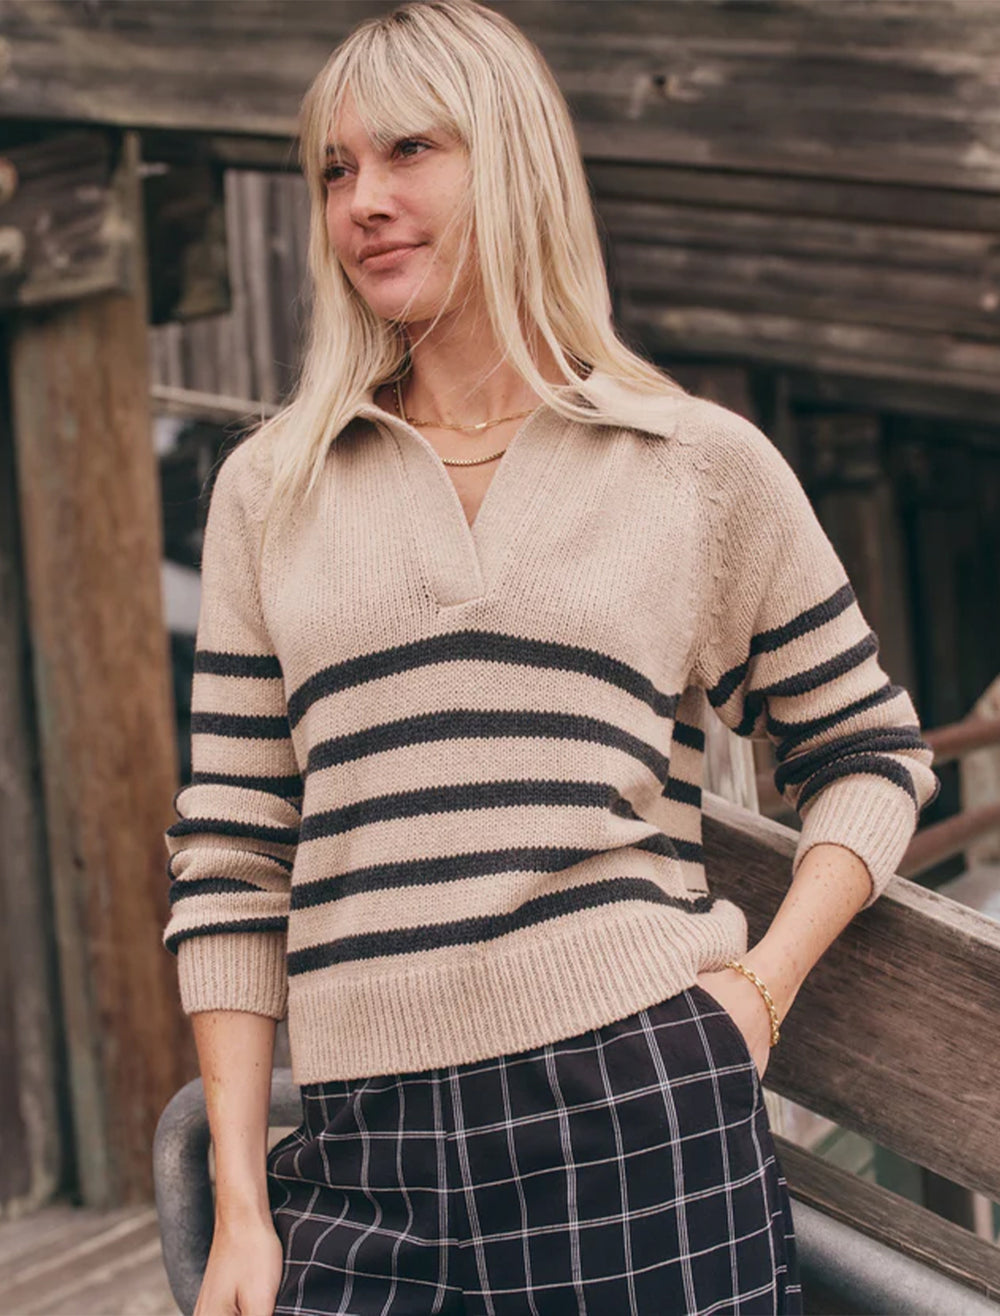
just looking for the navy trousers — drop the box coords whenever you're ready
[266,983,802,1315]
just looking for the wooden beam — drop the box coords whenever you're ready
[7,131,193,1207]
[3,2,1000,193]
[0,129,132,310]
[782,365,1000,433]
[704,790,1000,1203]
[587,160,1000,236]
[776,1136,1000,1301]
[626,301,1000,398]
[599,196,1000,343]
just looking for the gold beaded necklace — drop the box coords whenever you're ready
[393,378,532,467]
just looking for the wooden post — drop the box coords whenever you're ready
[7,131,192,1206]
[0,319,70,1217]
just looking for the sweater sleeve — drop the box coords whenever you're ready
[162,446,300,1017]
[690,410,940,910]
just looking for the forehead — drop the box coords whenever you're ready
[322,83,456,158]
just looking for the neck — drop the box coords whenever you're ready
[394,301,568,425]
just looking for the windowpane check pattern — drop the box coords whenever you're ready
[266,986,801,1315]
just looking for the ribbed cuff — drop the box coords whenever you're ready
[792,776,918,909]
[176,930,289,1019]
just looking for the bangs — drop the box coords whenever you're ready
[311,24,465,171]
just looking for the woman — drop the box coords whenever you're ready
[162,2,939,1313]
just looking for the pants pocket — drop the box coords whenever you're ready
[685,983,763,1093]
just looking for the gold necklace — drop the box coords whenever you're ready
[393,378,526,466]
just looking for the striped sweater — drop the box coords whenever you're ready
[162,372,939,1084]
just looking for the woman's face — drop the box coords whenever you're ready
[323,91,476,325]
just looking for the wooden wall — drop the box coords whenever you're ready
[3,0,999,408]
[6,0,1000,1218]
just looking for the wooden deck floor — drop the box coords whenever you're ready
[0,1201,180,1316]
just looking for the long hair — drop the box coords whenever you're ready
[256,0,688,544]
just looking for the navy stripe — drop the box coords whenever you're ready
[165,815,299,845]
[164,915,288,956]
[306,709,669,782]
[166,848,293,882]
[289,834,698,910]
[713,631,878,723]
[287,877,716,975]
[635,832,703,864]
[292,845,598,909]
[731,642,887,740]
[168,876,266,906]
[708,585,862,710]
[758,632,879,700]
[672,720,705,751]
[664,777,701,807]
[797,753,918,811]
[287,630,680,729]
[195,650,284,679]
[774,726,926,793]
[190,769,303,800]
[298,780,645,843]
[750,582,855,657]
[770,682,903,757]
[191,711,294,740]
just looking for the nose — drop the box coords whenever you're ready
[349,161,396,226]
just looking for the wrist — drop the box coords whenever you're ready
[722,957,782,1047]
[213,1177,272,1229]
[740,943,801,1023]
[215,1199,273,1233]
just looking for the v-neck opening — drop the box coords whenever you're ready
[356,398,565,611]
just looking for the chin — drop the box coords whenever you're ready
[364,289,450,325]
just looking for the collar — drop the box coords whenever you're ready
[341,368,691,445]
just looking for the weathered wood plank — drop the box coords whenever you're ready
[626,301,1000,396]
[782,366,1000,432]
[588,160,1000,236]
[776,1136,1000,1300]
[704,791,1000,1202]
[0,1203,179,1315]
[0,129,132,310]
[3,2,1000,191]
[599,198,1000,342]
[7,132,194,1207]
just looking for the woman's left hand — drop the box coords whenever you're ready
[694,966,774,1082]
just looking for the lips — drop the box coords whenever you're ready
[359,242,422,264]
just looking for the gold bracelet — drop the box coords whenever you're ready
[723,959,781,1048]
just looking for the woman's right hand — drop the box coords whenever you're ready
[193,1212,284,1316]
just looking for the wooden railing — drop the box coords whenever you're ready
[705,791,1000,1297]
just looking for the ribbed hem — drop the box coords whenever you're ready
[177,930,289,1018]
[793,776,918,909]
[286,900,748,1083]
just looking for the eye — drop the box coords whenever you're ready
[395,138,429,159]
[322,160,349,186]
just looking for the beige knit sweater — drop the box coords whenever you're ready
[162,372,939,1084]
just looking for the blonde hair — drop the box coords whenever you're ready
[256,0,687,543]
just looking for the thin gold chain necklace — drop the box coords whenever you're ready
[393,378,529,467]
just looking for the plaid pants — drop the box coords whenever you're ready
[266,984,803,1315]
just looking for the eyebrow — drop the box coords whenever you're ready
[324,128,442,156]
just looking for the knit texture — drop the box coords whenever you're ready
[162,374,939,1083]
